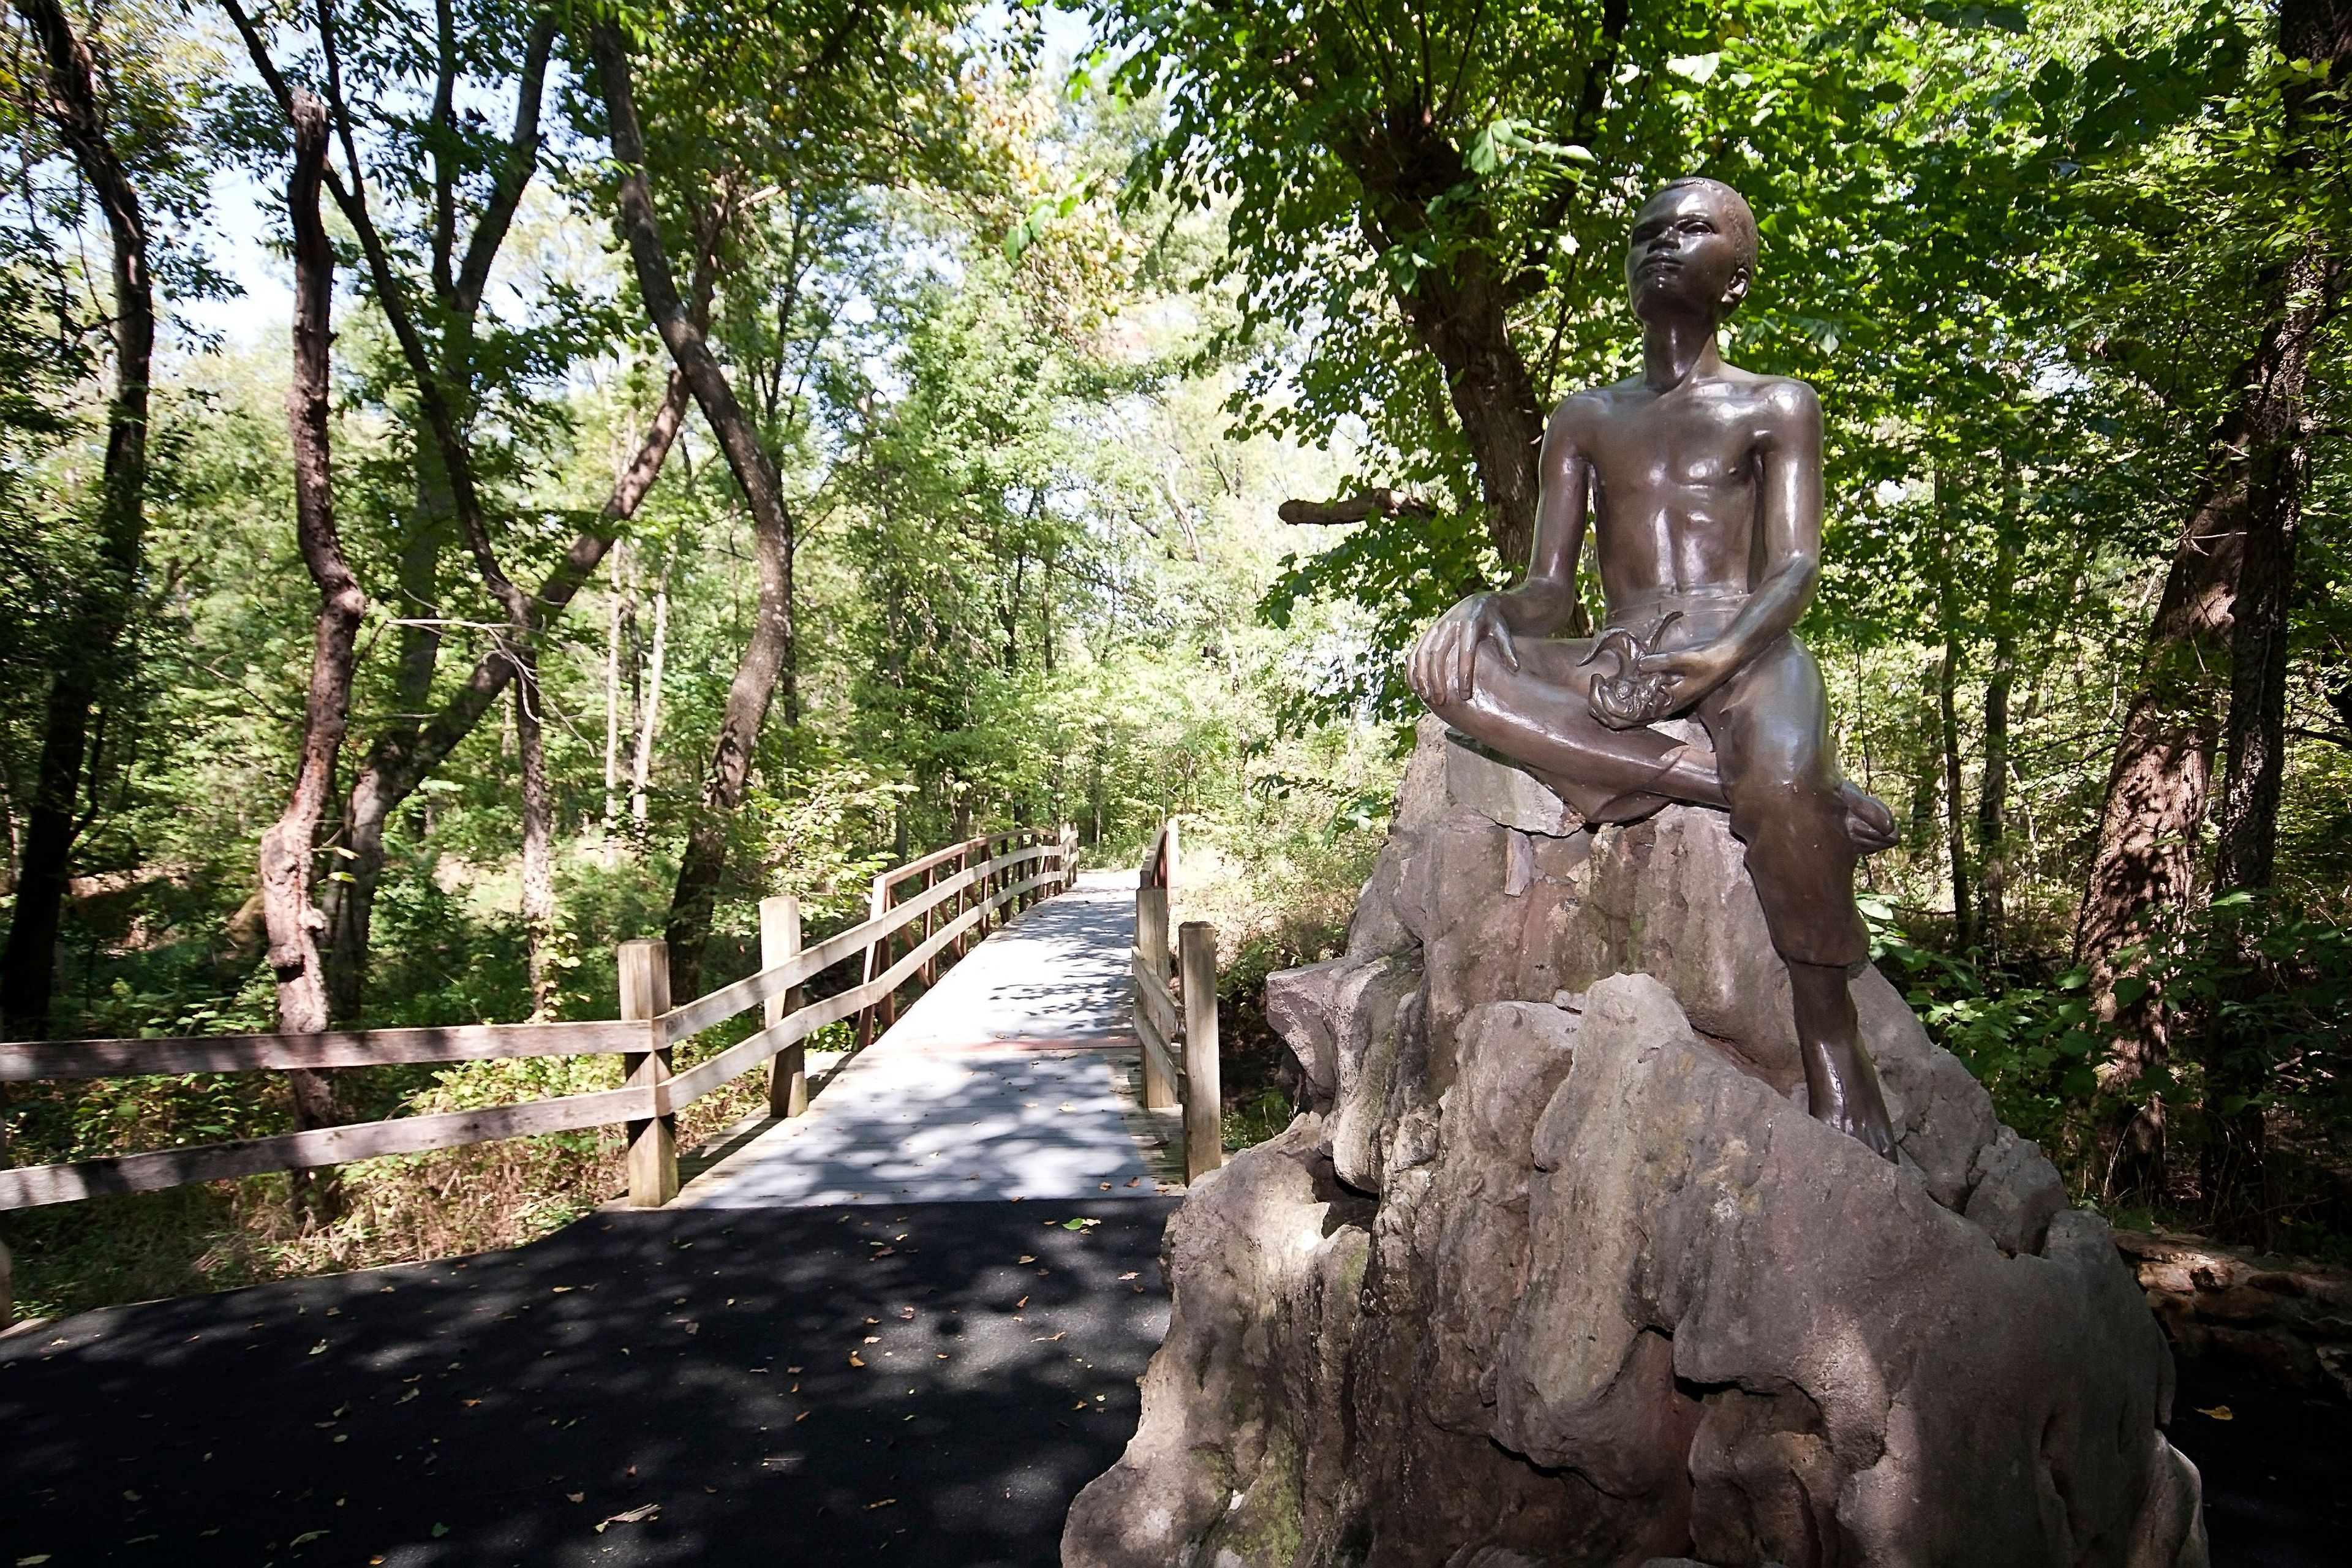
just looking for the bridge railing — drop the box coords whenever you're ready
[1132,820,1222,1184]
[0,827,1079,1224]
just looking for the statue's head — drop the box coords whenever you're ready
[1626,177,1757,325]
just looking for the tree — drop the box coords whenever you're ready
[582,0,971,991]
[0,0,157,1036]
[221,0,690,1019]
[254,91,360,1202]
[2073,0,2351,1208]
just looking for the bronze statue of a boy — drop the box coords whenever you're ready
[1406,176,1900,1155]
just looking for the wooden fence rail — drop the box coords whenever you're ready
[1131,820,1223,1184]
[0,828,1077,1216]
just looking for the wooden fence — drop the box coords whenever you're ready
[0,827,1077,1220]
[1131,820,1223,1184]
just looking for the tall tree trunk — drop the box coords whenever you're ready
[1938,636,1972,953]
[257,95,360,1213]
[516,674,556,1015]
[2075,473,2241,1202]
[602,541,628,864]
[631,561,669,831]
[2201,243,2342,1236]
[595,24,798,995]
[1976,500,2018,959]
[0,0,153,1039]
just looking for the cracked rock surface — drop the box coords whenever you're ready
[1063,718,2207,1568]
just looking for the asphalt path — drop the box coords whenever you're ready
[0,1199,1178,1567]
[4,1202,2344,1566]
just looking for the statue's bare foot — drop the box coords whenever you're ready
[1841,782,1898,853]
[1789,959,1898,1161]
[1803,1036,1898,1160]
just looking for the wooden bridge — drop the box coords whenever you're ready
[0,823,1226,1564]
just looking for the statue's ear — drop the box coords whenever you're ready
[1721,266,1752,314]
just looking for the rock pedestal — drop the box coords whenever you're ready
[1064,719,2206,1568]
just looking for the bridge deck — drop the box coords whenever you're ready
[673,872,1182,1208]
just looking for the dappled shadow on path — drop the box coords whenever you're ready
[0,1199,1177,1567]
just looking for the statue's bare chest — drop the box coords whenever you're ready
[1581,388,1767,509]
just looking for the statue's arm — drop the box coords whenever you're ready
[1502,404,1591,634]
[1638,381,1824,704]
[1406,403,1589,704]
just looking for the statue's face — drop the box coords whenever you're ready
[1626,185,1751,323]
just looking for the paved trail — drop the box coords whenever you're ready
[0,873,1184,1567]
[676,872,1178,1209]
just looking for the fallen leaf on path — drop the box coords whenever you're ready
[1125,1177,1140,1188]
[870,1247,895,1258]
[308,1341,328,1355]
[1016,1295,1028,1308]
[290,1530,328,1546]
[2196,1405,2233,1421]
[1033,1332,1065,1342]
[1017,1254,1035,1264]
[566,1493,584,1503]
[866,1498,897,1510]
[594,1504,660,1533]
[849,1352,866,1367]
[1118,1272,1139,1281]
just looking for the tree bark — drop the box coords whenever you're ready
[595,24,798,995]
[0,0,153,1040]
[257,95,360,1209]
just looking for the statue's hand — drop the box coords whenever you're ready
[1634,638,1743,710]
[1407,594,1518,706]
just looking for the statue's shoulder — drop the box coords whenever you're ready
[1547,376,1643,435]
[1722,364,1822,427]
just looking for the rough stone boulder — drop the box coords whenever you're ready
[1065,718,2206,1568]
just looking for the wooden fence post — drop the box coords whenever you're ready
[856,873,888,1049]
[1136,876,1176,1110]
[760,895,807,1120]
[618,939,677,1207]
[920,864,938,986]
[1179,921,1222,1183]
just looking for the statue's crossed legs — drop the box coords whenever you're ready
[1420,600,1901,1150]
